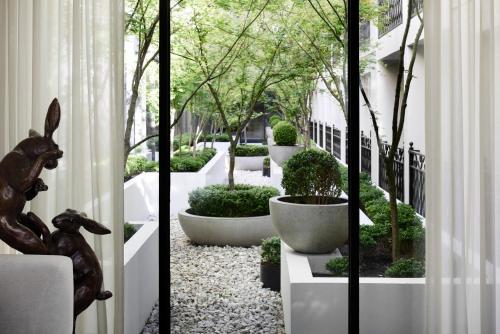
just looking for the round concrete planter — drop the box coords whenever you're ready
[234,156,266,171]
[268,145,303,167]
[178,209,278,247]
[269,196,348,254]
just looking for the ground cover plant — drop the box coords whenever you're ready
[170,148,217,172]
[188,184,279,217]
[234,145,269,157]
[324,163,425,277]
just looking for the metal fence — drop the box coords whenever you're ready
[333,127,341,159]
[379,142,405,201]
[409,143,425,216]
[379,0,403,37]
[325,125,332,153]
[345,127,349,164]
[361,131,371,174]
[309,121,314,144]
[319,123,324,148]
[411,0,423,17]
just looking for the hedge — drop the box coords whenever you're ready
[188,184,280,217]
[234,145,269,157]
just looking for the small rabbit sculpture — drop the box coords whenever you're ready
[50,209,113,332]
[0,98,63,254]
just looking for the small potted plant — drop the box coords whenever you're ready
[262,157,271,177]
[268,121,303,166]
[260,236,280,291]
[269,149,348,253]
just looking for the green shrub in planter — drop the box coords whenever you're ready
[385,258,425,277]
[273,121,297,146]
[263,157,270,167]
[234,145,269,157]
[188,184,280,217]
[170,148,217,172]
[173,133,192,150]
[326,257,348,276]
[281,149,342,204]
[269,115,282,128]
[261,236,280,265]
[202,133,230,142]
[124,223,138,243]
[126,156,159,178]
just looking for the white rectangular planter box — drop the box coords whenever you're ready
[124,221,159,334]
[281,242,424,334]
[234,155,266,170]
[124,172,159,222]
[170,150,227,217]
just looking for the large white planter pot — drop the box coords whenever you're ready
[170,151,227,217]
[234,156,266,170]
[270,196,348,254]
[178,209,278,246]
[268,145,303,167]
[281,241,424,334]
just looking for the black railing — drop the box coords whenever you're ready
[409,142,425,216]
[345,127,349,164]
[325,125,332,153]
[361,131,371,174]
[379,142,404,201]
[333,127,341,159]
[309,121,314,143]
[360,21,370,43]
[313,121,317,142]
[319,123,324,148]
[411,0,423,17]
[379,0,403,37]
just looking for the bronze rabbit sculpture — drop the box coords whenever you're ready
[50,209,113,330]
[0,99,112,332]
[0,98,63,254]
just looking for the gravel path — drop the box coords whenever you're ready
[170,217,285,334]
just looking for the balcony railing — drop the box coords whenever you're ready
[378,0,403,37]
[379,142,405,202]
[333,127,341,159]
[409,142,425,216]
[361,131,371,174]
[325,125,332,153]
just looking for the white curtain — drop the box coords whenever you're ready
[0,1,124,333]
[425,0,500,333]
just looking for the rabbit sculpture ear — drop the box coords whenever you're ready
[81,217,111,235]
[45,98,61,138]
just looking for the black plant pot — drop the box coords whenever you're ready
[263,166,270,177]
[260,262,280,292]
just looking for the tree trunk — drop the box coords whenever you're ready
[124,73,141,164]
[228,142,236,190]
[386,158,400,261]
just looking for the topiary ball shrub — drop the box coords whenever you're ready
[281,149,343,204]
[269,115,282,128]
[261,236,280,265]
[234,145,269,157]
[188,184,280,217]
[326,257,348,276]
[385,258,425,277]
[273,121,297,146]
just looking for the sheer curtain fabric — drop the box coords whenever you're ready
[0,1,124,333]
[425,0,500,333]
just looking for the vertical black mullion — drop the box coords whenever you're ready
[347,0,360,333]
